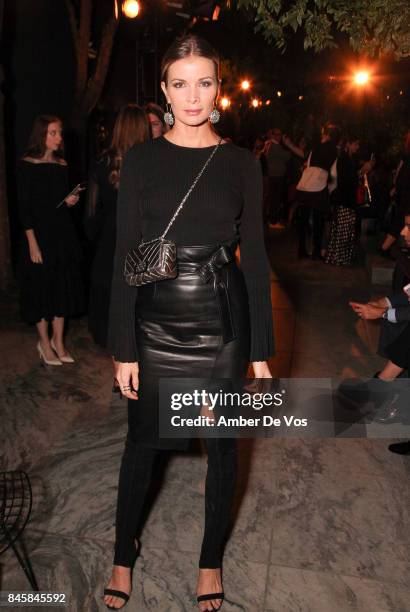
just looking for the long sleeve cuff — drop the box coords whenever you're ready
[246,279,275,361]
[386,308,397,323]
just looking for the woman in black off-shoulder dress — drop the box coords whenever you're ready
[17,115,85,366]
[103,36,275,612]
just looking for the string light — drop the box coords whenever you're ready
[251,98,259,108]
[277,90,282,97]
[241,80,250,91]
[122,0,140,18]
[220,97,230,109]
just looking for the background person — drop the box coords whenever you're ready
[261,127,290,227]
[85,105,150,392]
[144,102,168,139]
[295,122,341,260]
[349,211,410,454]
[325,134,361,266]
[17,115,85,365]
[381,129,410,254]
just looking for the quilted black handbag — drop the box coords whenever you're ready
[124,138,222,287]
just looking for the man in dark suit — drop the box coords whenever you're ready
[349,211,410,455]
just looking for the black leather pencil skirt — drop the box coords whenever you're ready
[128,242,251,450]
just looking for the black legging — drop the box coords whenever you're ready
[113,436,237,569]
[297,205,325,256]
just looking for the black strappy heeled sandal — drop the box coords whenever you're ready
[197,592,224,609]
[104,539,140,609]
[103,589,129,610]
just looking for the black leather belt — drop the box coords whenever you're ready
[178,244,237,344]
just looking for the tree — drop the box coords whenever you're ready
[65,0,119,132]
[0,0,11,291]
[0,61,11,291]
[235,0,410,58]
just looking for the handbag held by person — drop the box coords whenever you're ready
[124,138,222,287]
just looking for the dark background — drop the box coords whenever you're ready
[2,0,410,264]
[3,0,410,160]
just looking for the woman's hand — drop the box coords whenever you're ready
[252,361,272,378]
[116,362,139,400]
[65,194,80,207]
[29,241,43,264]
[360,160,375,176]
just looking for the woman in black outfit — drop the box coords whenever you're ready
[325,135,361,265]
[85,105,149,383]
[296,122,340,260]
[104,36,275,611]
[18,115,84,365]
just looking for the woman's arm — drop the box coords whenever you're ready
[25,229,43,264]
[282,135,305,159]
[18,162,43,263]
[239,152,275,373]
[107,148,142,364]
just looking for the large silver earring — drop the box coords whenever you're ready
[164,103,174,126]
[209,107,220,124]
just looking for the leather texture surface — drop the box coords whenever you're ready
[124,238,177,286]
[128,243,251,450]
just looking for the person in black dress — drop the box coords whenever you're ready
[103,35,275,611]
[325,135,361,265]
[17,115,85,365]
[85,105,150,386]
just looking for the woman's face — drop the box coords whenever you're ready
[161,56,219,127]
[347,140,360,155]
[45,122,63,152]
[148,113,164,138]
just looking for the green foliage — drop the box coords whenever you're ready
[235,0,410,57]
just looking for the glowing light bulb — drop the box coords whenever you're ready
[354,71,369,86]
[221,97,230,109]
[241,80,250,91]
[122,0,140,18]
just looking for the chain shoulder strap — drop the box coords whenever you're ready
[159,137,222,240]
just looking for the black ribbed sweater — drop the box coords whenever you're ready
[107,135,275,363]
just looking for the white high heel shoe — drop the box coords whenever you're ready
[37,342,63,366]
[50,339,75,363]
